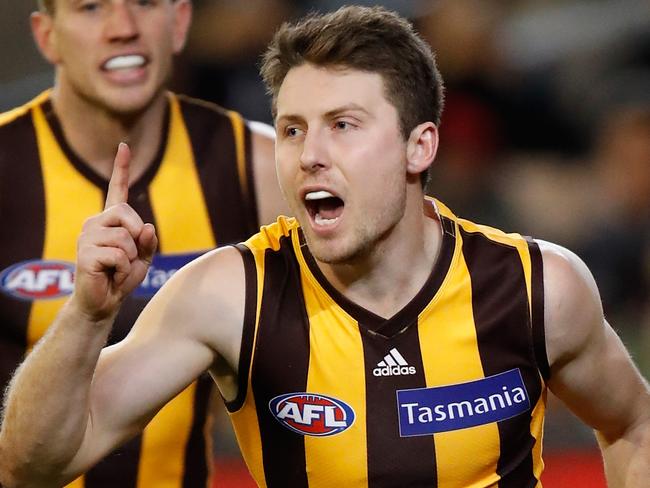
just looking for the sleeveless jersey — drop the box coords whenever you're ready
[0,90,260,488]
[228,199,550,488]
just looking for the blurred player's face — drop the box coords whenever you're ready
[275,64,410,264]
[32,0,191,116]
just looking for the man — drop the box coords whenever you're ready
[1,5,649,487]
[0,1,286,487]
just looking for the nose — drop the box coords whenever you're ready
[104,3,139,42]
[299,128,330,173]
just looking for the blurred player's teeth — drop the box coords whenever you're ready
[105,55,145,70]
[306,190,334,200]
[315,214,338,225]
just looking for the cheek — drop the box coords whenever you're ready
[274,153,294,194]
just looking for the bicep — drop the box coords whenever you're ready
[542,241,649,438]
[64,247,246,475]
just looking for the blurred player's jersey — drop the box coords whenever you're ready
[0,91,259,488]
[229,199,549,487]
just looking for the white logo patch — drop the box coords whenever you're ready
[373,348,416,377]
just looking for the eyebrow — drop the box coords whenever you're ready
[276,103,371,125]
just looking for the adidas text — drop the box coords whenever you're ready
[373,365,417,377]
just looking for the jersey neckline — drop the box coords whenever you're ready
[296,200,457,339]
[39,95,170,197]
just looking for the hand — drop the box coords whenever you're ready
[74,143,158,321]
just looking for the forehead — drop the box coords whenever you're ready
[276,64,392,119]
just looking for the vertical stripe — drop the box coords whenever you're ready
[251,236,310,487]
[303,276,367,487]
[139,96,217,488]
[526,239,549,380]
[226,244,259,413]
[31,102,105,488]
[226,110,258,229]
[228,243,265,486]
[148,95,216,252]
[418,249,502,487]
[0,106,44,391]
[361,324,436,488]
[84,439,141,488]
[179,96,258,243]
[227,110,248,204]
[181,374,213,488]
[461,228,542,488]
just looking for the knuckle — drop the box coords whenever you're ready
[116,227,132,242]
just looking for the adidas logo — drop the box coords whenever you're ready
[372,348,416,377]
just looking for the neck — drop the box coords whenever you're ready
[49,85,168,183]
[318,193,443,319]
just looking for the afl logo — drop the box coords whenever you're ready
[269,392,355,437]
[0,260,75,301]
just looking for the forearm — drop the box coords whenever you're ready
[0,299,113,487]
[598,419,650,488]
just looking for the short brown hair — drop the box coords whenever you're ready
[37,0,54,14]
[261,6,444,135]
[260,6,444,187]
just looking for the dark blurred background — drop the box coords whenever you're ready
[3,1,649,486]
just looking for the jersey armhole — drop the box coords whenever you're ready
[225,243,258,412]
[527,238,551,381]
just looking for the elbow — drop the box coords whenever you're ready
[0,442,64,488]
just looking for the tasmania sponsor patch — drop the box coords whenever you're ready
[269,392,355,437]
[0,260,75,300]
[397,369,530,436]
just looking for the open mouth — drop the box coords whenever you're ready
[304,190,344,226]
[103,54,147,71]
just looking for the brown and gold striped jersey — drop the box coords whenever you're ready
[229,199,549,488]
[0,90,260,488]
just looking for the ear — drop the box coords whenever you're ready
[172,0,193,54]
[31,11,60,64]
[405,122,439,176]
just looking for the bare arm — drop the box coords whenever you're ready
[250,120,291,225]
[541,240,650,487]
[0,145,246,487]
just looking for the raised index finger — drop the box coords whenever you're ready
[105,142,131,210]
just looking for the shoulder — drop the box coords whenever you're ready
[536,239,604,368]
[156,244,246,304]
[0,91,50,129]
[244,216,298,252]
[142,246,247,349]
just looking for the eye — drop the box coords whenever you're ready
[80,1,101,12]
[284,126,304,138]
[334,121,349,130]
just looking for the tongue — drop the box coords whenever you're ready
[317,198,343,219]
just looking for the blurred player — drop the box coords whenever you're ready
[0,1,286,487]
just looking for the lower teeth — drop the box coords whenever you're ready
[315,214,337,225]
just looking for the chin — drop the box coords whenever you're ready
[305,237,365,265]
[98,85,161,116]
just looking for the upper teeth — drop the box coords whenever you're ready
[305,190,334,200]
[105,55,145,70]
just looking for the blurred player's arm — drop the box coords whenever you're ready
[540,240,650,488]
[0,146,246,488]
[250,121,291,225]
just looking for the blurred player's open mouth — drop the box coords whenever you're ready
[102,55,148,83]
[304,190,344,230]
